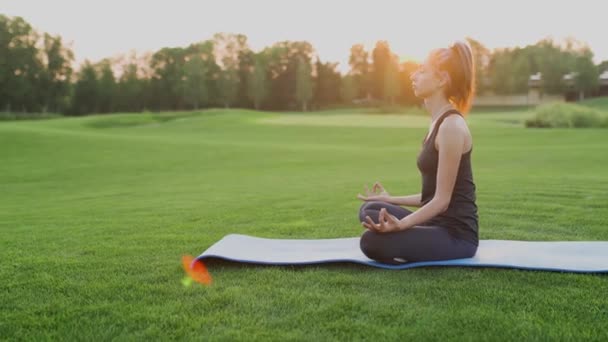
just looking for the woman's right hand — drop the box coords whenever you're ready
[357,182,391,202]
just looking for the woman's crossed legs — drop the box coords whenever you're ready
[358,201,477,264]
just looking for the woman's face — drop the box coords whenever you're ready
[409,58,443,99]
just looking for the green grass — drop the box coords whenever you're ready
[580,96,608,110]
[1,108,608,340]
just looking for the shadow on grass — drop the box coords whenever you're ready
[201,257,524,275]
[201,257,608,277]
[202,257,368,271]
[85,111,213,129]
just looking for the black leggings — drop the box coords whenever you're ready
[358,201,477,264]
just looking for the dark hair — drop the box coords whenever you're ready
[431,41,476,114]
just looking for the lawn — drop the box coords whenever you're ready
[1,107,607,340]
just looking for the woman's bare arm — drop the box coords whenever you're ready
[398,116,466,229]
[386,194,422,207]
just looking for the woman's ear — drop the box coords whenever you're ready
[439,71,451,89]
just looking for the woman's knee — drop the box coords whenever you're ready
[359,201,371,212]
[359,230,382,259]
[358,202,370,222]
[358,201,384,222]
[360,201,385,211]
[359,230,404,264]
[463,243,478,258]
[359,209,381,224]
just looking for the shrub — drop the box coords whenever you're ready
[525,103,607,128]
[570,109,603,127]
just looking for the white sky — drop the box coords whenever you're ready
[2,0,607,73]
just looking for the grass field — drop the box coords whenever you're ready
[1,106,608,340]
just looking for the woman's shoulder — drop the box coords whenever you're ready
[438,113,468,135]
[435,112,472,151]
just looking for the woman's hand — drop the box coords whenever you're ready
[362,208,403,233]
[357,182,391,202]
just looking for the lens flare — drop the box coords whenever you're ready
[182,255,213,286]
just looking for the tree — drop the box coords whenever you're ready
[246,54,268,110]
[96,59,116,113]
[218,68,239,108]
[39,33,73,113]
[488,50,511,94]
[340,75,357,104]
[115,51,149,112]
[510,48,532,93]
[383,54,400,104]
[573,49,599,100]
[0,15,43,113]
[183,55,208,110]
[487,39,575,95]
[348,44,371,99]
[313,57,341,109]
[181,41,215,110]
[371,41,391,100]
[213,33,249,108]
[71,61,99,115]
[466,37,490,94]
[0,15,9,110]
[237,49,255,108]
[533,39,569,94]
[488,48,531,94]
[263,41,314,110]
[150,47,187,110]
[295,56,312,111]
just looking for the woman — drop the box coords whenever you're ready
[357,41,478,264]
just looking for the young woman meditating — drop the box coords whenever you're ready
[357,41,478,264]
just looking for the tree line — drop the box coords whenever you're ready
[2,14,607,116]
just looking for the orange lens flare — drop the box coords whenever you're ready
[182,255,213,286]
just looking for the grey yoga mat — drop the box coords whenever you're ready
[196,234,608,273]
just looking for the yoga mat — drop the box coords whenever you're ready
[196,234,608,273]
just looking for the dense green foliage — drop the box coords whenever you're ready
[1,14,605,116]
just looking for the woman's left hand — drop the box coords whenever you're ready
[362,208,403,233]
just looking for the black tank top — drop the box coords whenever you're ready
[416,109,479,245]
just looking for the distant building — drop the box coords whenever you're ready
[562,70,608,101]
[599,70,608,97]
[562,72,579,101]
[527,72,543,103]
